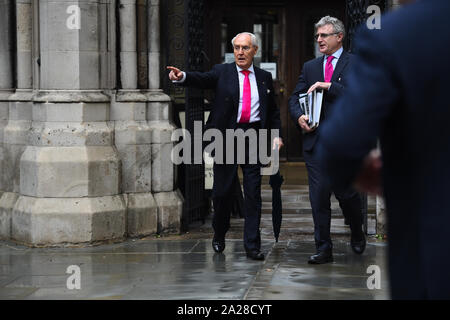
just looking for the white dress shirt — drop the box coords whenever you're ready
[323,46,343,80]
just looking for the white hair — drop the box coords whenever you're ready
[231,32,258,48]
[315,16,346,39]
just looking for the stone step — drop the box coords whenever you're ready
[261,208,376,216]
[229,215,377,237]
[259,188,376,215]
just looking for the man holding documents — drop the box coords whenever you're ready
[289,16,365,264]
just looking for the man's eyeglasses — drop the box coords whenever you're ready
[234,45,252,52]
[314,32,339,40]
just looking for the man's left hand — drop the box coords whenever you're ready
[307,81,331,94]
[272,137,284,151]
[354,149,383,196]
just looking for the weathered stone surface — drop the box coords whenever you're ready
[0,192,19,239]
[11,195,126,246]
[116,144,151,193]
[2,144,27,193]
[33,91,110,103]
[33,102,109,122]
[0,101,9,120]
[149,120,175,144]
[154,190,183,234]
[29,121,114,147]
[39,0,107,90]
[16,1,32,89]
[146,95,171,121]
[3,120,31,145]
[147,101,170,121]
[114,117,152,194]
[111,100,146,121]
[8,100,32,120]
[0,0,13,90]
[151,142,174,192]
[20,146,121,197]
[124,192,158,237]
[115,120,151,145]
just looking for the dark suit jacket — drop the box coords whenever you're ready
[318,0,450,299]
[180,62,281,197]
[183,62,281,134]
[288,50,353,151]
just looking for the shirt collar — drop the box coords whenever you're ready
[236,63,255,74]
[326,46,343,60]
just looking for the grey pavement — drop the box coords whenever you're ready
[0,186,389,300]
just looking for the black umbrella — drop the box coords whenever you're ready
[269,170,284,242]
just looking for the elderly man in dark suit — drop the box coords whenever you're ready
[289,16,366,264]
[318,0,450,299]
[168,32,283,260]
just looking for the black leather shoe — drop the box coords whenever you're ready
[308,251,333,264]
[246,250,265,261]
[351,234,366,255]
[212,236,225,253]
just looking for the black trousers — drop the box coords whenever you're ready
[304,147,363,252]
[212,122,262,252]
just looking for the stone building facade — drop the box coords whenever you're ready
[0,0,183,246]
[0,0,404,246]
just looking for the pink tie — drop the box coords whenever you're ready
[239,70,251,123]
[324,55,335,82]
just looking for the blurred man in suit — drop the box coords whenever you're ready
[289,16,366,264]
[318,0,450,299]
[168,32,283,260]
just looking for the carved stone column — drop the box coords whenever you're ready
[113,0,157,237]
[0,0,33,241]
[0,0,14,239]
[146,0,181,233]
[11,0,126,245]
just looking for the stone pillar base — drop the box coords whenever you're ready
[154,190,183,234]
[124,192,158,238]
[11,195,126,246]
[0,192,19,239]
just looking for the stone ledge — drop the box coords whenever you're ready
[33,91,110,103]
[11,195,127,246]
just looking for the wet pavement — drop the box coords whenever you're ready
[0,169,389,300]
[0,219,389,300]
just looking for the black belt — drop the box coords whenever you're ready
[236,121,261,130]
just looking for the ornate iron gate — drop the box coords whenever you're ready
[163,0,206,230]
[183,0,206,229]
[345,0,388,234]
[346,0,388,51]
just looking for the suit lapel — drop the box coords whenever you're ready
[331,50,349,82]
[230,63,240,111]
[254,66,267,125]
[316,56,325,82]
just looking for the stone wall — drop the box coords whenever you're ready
[0,0,183,246]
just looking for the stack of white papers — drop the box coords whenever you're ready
[299,90,324,129]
